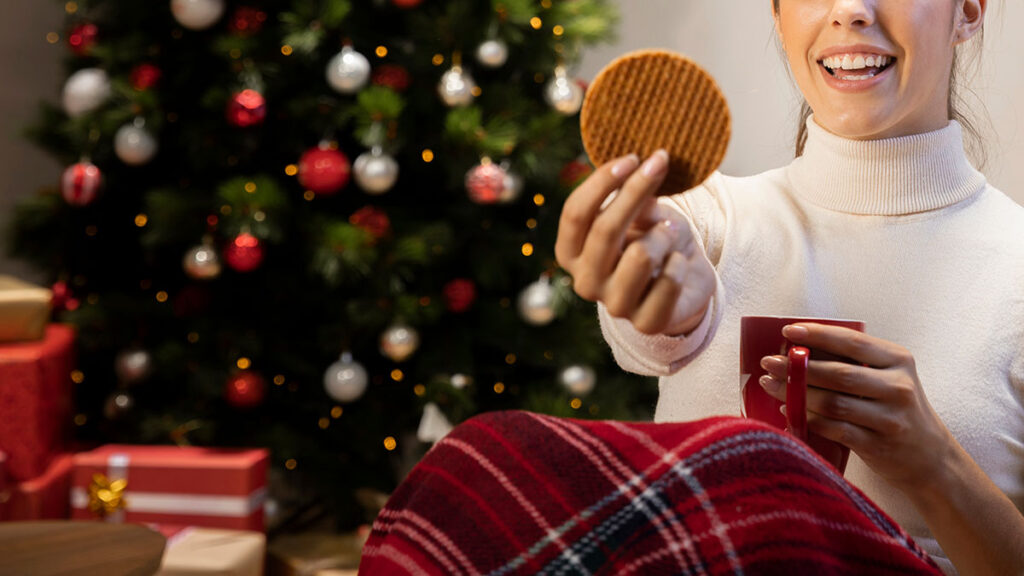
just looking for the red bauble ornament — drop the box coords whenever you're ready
[443,278,477,313]
[392,0,423,7]
[297,146,351,195]
[465,161,506,205]
[229,7,267,36]
[559,158,594,189]
[223,232,264,272]
[226,89,266,127]
[225,370,266,408]
[371,64,411,92]
[51,281,80,312]
[67,22,98,56]
[61,161,102,206]
[349,206,391,242]
[130,63,162,91]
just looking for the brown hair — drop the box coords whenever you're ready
[772,0,988,166]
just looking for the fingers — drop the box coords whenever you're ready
[555,153,640,267]
[760,356,890,399]
[630,251,688,334]
[602,221,679,318]
[577,150,670,278]
[762,374,888,432]
[782,323,914,369]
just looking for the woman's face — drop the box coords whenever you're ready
[773,0,984,140]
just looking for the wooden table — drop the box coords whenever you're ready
[0,521,166,576]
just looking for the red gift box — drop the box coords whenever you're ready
[0,450,8,520]
[0,324,76,482]
[6,453,73,520]
[71,445,269,531]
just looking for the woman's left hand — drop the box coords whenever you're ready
[758,323,958,493]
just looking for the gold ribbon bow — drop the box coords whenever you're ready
[87,473,127,518]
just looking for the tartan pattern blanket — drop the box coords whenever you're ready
[360,412,941,575]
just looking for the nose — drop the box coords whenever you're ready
[829,0,875,28]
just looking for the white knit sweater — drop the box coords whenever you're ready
[598,117,1024,573]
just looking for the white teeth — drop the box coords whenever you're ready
[822,54,892,71]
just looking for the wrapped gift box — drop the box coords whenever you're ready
[6,453,73,520]
[0,324,76,481]
[0,450,8,520]
[71,445,268,531]
[266,531,367,576]
[0,276,52,343]
[154,525,266,576]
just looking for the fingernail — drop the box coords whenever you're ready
[642,150,669,178]
[611,154,640,178]
[664,252,687,284]
[760,356,784,371]
[782,325,809,340]
[759,375,781,393]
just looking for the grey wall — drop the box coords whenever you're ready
[0,2,63,277]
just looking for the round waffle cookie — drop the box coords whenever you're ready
[580,49,731,196]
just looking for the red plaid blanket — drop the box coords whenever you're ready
[360,412,940,575]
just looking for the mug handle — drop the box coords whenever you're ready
[786,346,809,441]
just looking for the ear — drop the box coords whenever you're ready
[954,0,986,45]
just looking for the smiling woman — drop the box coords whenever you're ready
[773,0,987,157]
[552,0,1024,573]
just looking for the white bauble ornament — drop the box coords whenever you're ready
[544,66,584,116]
[326,46,371,94]
[417,402,454,444]
[115,348,153,385]
[450,373,472,390]
[518,276,556,326]
[62,68,111,117]
[437,65,476,107]
[183,238,222,280]
[171,0,225,30]
[115,119,159,166]
[323,351,369,403]
[476,39,508,68]
[560,364,596,396]
[380,323,420,362]
[353,147,399,194]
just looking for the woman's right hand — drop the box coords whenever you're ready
[555,150,716,336]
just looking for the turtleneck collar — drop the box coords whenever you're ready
[787,115,986,216]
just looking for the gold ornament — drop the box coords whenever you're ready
[87,473,128,518]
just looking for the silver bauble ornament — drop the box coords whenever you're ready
[115,348,153,386]
[475,39,509,68]
[326,46,371,94]
[353,147,399,194]
[544,66,584,116]
[114,119,159,166]
[62,68,111,117]
[104,390,135,420]
[518,276,556,326]
[380,323,420,362]
[183,239,222,280]
[560,364,597,396]
[438,65,476,107]
[323,351,369,403]
[171,0,226,30]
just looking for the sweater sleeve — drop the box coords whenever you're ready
[598,175,729,376]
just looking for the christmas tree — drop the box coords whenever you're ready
[9,0,657,529]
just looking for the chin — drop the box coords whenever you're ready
[814,110,899,141]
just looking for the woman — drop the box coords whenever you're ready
[554,0,1024,573]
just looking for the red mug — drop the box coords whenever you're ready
[740,316,865,474]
